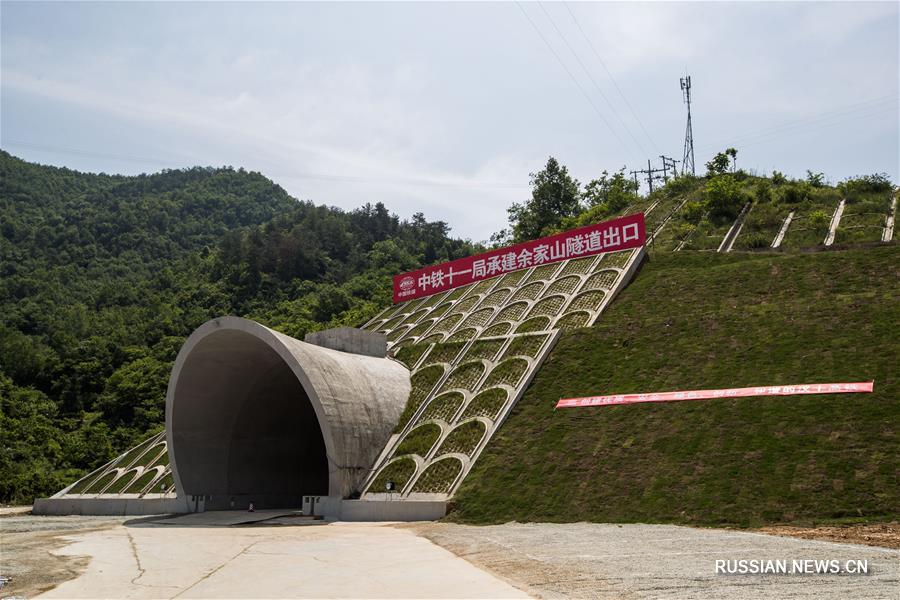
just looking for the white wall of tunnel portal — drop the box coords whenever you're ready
[165,317,410,510]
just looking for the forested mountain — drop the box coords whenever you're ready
[0,151,477,503]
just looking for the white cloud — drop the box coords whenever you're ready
[1,1,897,239]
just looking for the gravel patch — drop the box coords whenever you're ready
[410,521,899,599]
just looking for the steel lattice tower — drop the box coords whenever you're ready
[680,75,695,176]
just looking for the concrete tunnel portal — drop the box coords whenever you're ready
[165,317,411,511]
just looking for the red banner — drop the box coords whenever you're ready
[556,381,874,409]
[393,212,646,303]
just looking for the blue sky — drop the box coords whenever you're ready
[2,1,897,241]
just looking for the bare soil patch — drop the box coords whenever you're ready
[756,521,900,549]
[0,513,125,598]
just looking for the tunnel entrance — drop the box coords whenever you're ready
[169,329,329,510]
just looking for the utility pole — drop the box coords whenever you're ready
[680,75,695,176]
[659,155,680,182]
[632,159,666,195]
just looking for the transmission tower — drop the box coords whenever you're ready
[680,75,695,176]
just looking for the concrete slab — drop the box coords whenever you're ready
[37,520,529,599]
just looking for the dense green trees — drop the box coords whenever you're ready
[1,147,892,504]
[502,158,640,243]
[0,151,475,503]
[506,157,582,242]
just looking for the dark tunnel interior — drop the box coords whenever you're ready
[171,330,329,510]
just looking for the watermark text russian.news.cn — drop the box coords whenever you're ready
[715,559,870,575]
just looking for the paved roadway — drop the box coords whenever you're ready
[3,512,896,599]
[37,517,527,599]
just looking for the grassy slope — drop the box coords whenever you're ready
[452,246,899,527]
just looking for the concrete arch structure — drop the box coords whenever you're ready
[165,317,410,510]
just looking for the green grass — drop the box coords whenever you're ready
[732,202,788,250]
[483,358,530,388]
[412,457,463,494]
[448,328,477,342]
[394,364,446,431]
[559,256,597,277]
[371,458,417,492]
[443,361,486,391]
[516,316,551,333]
[462,388,509,420]
[452,246,899,527]
[596,249,635,269]
[437,420,487,457]
[83,471,118,495]
[836,195,892,244]
[681,217,736,251]
[125,468,165,495]
[427,341,467,364]
[556,310,591,330]
[421,391,466,422]
[394,343,432,369]
[466,338,506,362]
[395,423,442,457]
[504,334,549,359]
[645,195,687,234]
[106,469,140,493]
[481,322,513,337]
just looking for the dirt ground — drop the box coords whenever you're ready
[755,522,900,550]
[0,509,126,598]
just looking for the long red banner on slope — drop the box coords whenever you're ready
[556,381,874,409]
[393,212,646,303]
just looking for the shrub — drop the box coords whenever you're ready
[808,210,831,231]
[744,232,771,249]
[680,200,705,224]
[838,174,894,202]
[755,180,773,204]
[778,183,809,205]
[704,175,746,223]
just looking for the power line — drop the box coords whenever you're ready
[562,1,661,154]
[1,139,529,189]
[536,1,647,157]
[514,1,636,161]
[1,140,184,167]
[630,159,666,194]
[695,95,898,154]
[659,155,680,182]
[697,106,894,157]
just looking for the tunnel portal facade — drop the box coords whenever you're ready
[165,317,410,511]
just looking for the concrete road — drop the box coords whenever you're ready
[413,522,900,599]
[5,515,897,599]
[36,519,528,599]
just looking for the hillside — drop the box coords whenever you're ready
[0,152,475,503]
[3,150,895,509]
[451,246,899,527]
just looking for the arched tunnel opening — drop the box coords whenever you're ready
[169,329,329,510]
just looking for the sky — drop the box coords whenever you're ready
[2,1,898,241]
